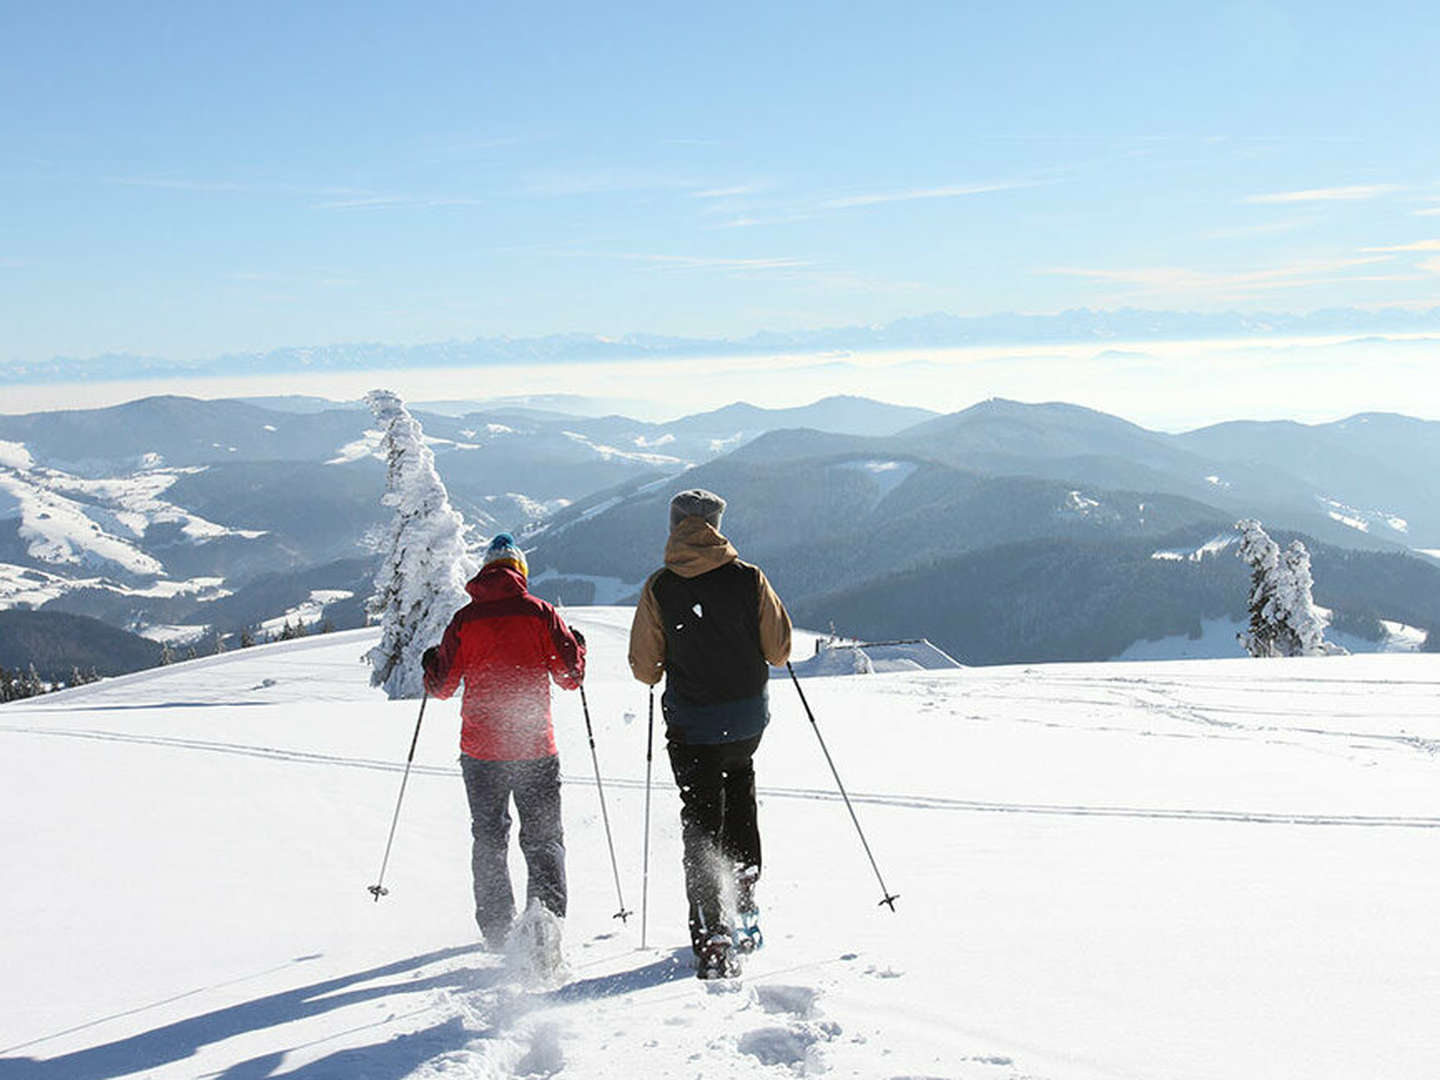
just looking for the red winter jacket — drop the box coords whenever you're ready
[424,565,585,761]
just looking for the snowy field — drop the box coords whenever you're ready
[3,608,1440,1079]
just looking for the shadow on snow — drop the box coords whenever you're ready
[0,946,486,1080]
[1,946,698,1080]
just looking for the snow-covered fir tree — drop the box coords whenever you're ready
[1236,519,1281,657]
[1274,540,1335,656]
[363,389,474,699]
[1235,519,1342,657]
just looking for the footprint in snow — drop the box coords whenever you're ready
[754,983,821,1019]
[737,1021,841,1071]
[515,1021,565,1078]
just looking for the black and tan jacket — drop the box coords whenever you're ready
[628,517,791,744]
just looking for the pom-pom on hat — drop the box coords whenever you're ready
[483,532,528,578]
[670,489,726,530]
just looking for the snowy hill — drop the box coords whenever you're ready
[4,612,1440,1078]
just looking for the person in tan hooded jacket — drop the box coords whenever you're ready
[628,488,791,978]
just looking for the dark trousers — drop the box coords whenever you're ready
[460,753,566,944]
[666,734,762,952]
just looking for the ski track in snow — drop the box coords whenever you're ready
[6,612,1440,1080]
[5,722,1440,830]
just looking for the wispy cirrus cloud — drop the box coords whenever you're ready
[1043,254,1402,300]
[565,251,815,273]
[521,168,701,197]
[1206,217,1318,240]
[109,174,488,212]
[109,176,364,199]
[821,179,1040,209]
[710,213,819,230]
[1243,184,1401,204]
[690,184,766,200]
[1362,239,1440,253]
[312,194,488,211]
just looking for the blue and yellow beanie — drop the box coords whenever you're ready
[483,532,528,578]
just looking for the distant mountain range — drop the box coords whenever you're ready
[2,392,1438,670]
[8,306,1440,383]
[522,398,1440,662]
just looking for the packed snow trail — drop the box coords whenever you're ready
[4,611,1440,1078]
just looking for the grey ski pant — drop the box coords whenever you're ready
[460,753,566,944]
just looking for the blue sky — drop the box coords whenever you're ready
[4,0,1440,365]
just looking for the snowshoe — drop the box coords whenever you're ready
[696,934,741,980]
[505,899,568,986]
[733,865,762,953]
[733,906,763,954]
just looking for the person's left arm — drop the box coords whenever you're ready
[543,607,586,689]
[755,567,792,666]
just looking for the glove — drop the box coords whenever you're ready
[571,628,586,648]
[422,646,439,675]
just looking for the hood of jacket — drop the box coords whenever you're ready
[664,517,739,579]
[466,564,528,602]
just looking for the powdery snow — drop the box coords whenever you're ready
[0,565,232,610]
[138,623,212,646]
[1317,497,1411,537]
[560,430,688,468]
[1151,533,1237,562]
[327,429,386,465]
[0,472,165,575]
[45,469,268,542]
[3,610,1440,1079]
[258,589,354,636]
[0,439,35,470]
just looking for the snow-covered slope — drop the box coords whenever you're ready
[4,611,1440,1079]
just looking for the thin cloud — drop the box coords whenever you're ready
[822,179,1040,209]
[1207,218,1317,240]
[1243,184,1401,204]
[709,213,818,230]
[315,196,412,211]
[691,185,765,199]
[109,176,364,199]
[572,252,815,272]
[1043,255,1397,299]
[1363,239,1440,253]
[313,194,488,211]
[522,169,699,197]
[1414,208,1440,217]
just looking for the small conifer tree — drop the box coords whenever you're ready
[1235,519,1341,658]
[363,389,474,699]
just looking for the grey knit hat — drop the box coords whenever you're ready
[670,488,726,530]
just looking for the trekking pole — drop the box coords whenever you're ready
[786,662,899,912]
[580,684,632,923]
[640,686,656,948]
[368,690,429,901]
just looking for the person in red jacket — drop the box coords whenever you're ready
[423,533,586,950]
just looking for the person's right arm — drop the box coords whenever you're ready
[423,618,466,699]
[628,572,666,686]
